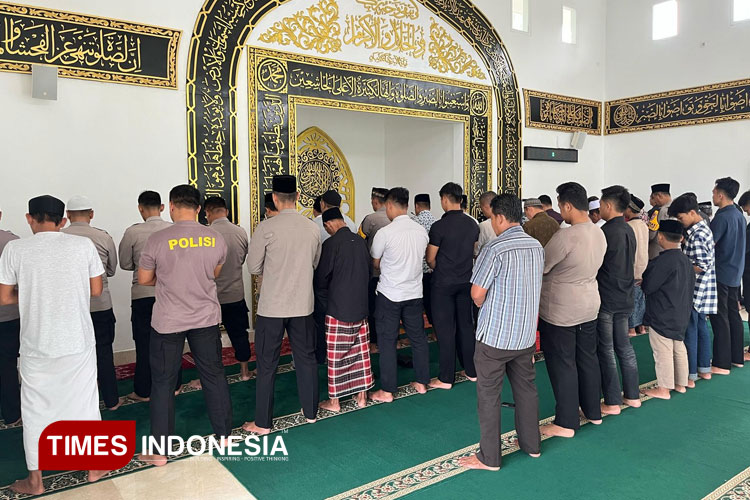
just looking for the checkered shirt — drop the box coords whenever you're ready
[471,226,544,350]
[684,220,718,315]
[412,210,435,274]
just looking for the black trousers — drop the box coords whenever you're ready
[255,315,318,429]
[221,300,251,362]
[91,309,119,408]
[539,319,602,430]
[0,319,20,423]
[431,282,476,383]
[368,277,379,345]
[710,284,745,369]
[313,293,328,364]
[149,325,232,440]
[132,298,182,398]
[422,273,433,325]
[475,343,539,468]
[375,294,430,393]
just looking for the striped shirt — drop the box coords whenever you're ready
[684,220,718,315]
[471,225,544,350]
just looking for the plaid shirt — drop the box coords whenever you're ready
[411,210,435,274]
[471,226,544,350]
[684,220,718,315]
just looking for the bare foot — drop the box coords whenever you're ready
[319,399,340,412]
[174,384,184,396]
[642,387,670,399]
[588,419,602,425]
[623,398,641,408]
[458,453,500,471]
[428,377,452,390]
[355,392,367,408]
[744,352,750,361]
[540,423,575,438]
[732,363,744,368]
[600,404,621,415]
[686,380,696,389]
[301,409,316,423]
[628,328,636,337]
[137,454,168,467]
[240,363,254,381]
[107,397,124,411]
[10,473,44,495]
[512,439,541,458]
[242,421,271,435]
[711,366,730,375]
[127,392,150,402]
[369,389,394,402]
[88,470,110,482]
[698,372,712,380]
[410,382,428,394]
[466,375,477,382]
[188,379,202,390]
[674,385,687,393]
[369,343,379,354]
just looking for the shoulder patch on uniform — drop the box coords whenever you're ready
[647,209,660,231]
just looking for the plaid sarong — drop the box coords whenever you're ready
[325,315,374,399]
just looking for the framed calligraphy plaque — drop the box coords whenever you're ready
[605,79,750,134]
[523,89,601,135]
[0,2,181,88]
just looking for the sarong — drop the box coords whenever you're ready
[19,347,100,470]
[325,316,374,399]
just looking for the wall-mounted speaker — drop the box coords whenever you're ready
[523,146,578,163]
[571,131,587,150]
[32,65,58,100]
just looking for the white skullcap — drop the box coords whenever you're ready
[588,200,600,211]
[67,195,94,211]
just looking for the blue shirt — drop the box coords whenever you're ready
[471,225,544,350]
[710,205,746,287]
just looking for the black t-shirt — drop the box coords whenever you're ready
[642,249,695,340]
[429,210,480,287]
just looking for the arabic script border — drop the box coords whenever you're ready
[523,89,602,135]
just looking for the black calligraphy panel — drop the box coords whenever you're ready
[0,3,180,88]
[606,80,750,134]
[524,90,601,135]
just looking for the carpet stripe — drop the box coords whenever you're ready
[702,466,750,500]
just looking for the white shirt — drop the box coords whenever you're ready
[314,213,358,243]
[371,214,429,302]
[0,232,104,358]
[477,219,496,255]
[596,219,606,228]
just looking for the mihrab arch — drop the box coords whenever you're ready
[186,0,521,224]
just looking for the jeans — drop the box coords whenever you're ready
[597,310,640,404]
[628,283,645,329]
[685,309,711,380]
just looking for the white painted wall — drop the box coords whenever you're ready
[604,0,750,203]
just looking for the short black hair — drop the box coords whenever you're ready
[556,182,588,211]
[668,194,699,217]
[274,191,297,204]
[138,190,161,208]
[661,231,683,243]
[439,182,463,204]
[169,184,201,210]
[715,177,740,200]
[204,196,227,212]
[739,190,750,208]
[30,212,62,225]
[479,191,497,207]
[385,187,409,208]
[415,200,430,209]
[600,185,630,213]
[587,196,599,202]
[461,195,468,210]
[490,193,522,223]
[538,194,552,206]
[313,196,321,213]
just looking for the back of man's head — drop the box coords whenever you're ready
[385,187,409,209]
[715,177,740,200]
[491,194,522,223]
[170,184,201,210]
[538,194,553,208]
[600,185,631,213]
[556,182,588,211]
[138,190,162,208]
[439,182,463,204]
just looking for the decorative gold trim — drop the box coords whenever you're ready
[523,89,602,135]
[369,51,408,68]
[605,78,750,135]
[258,0,342,54]
[0,2,181,89]
[428,18,485,80]
[356,0,420,20]
[702,466,750,500]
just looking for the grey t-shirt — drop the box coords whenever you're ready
[0,232,104,358]
[140,221,227,334]
[62,222,117,312]
[118,216,172,300]
[0,229,20,322]
[210,217,248,304]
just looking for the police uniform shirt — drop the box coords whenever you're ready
[247,209,321,318]
[210,217,249,304]
[62,222,117,312]
[0,229,20,322]
[139,221,227,334]
[118,216,172,300]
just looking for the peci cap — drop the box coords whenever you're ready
[66,195,94,211]
[29,195,65,217]
[658,219,683,236]
[322,207,344,223]
[414,194,430,204]
[651,183,670,195]
[272,175,297,194]
[523,198,543,209]
[371,187,388,199]
[629,194,645,213]
[321,190,342,207]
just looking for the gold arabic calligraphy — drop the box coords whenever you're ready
[539,99,594,129]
